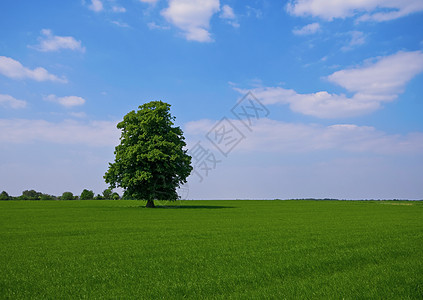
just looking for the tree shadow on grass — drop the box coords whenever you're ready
[155,205,235,209]
[125,200,236,209]
[126,204,235,209]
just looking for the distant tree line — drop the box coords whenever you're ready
[0,189,121,201]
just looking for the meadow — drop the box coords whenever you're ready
[0,199,422,299]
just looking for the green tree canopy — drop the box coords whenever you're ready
[61,192,74,200]
[40,194,56,200]
[80,189,94,200]
[0,191,11,200]
[102,188,113,200]
[104,101,192,207]
[20,190,42,200]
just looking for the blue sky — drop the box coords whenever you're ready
[1,0,423,199]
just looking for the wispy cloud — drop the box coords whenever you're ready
[292,22,321,35]
[235,51,423,118]
[69,112,88,118]
[0,119,118,147]
[0,94,27,109]
[112,6,126,13]
[30,29,85,53]
[245,5,262,18]
[44,95,86,108]
[235,87,376,118]
[185,118,423,155]
[220,4,235,19]
[327,51,423,97]
[147,22,170,30]
[111,21,131,28]
[341,31,366,51]
[287,0,423,22]
[220,4,239,28]
[89,0,103,12]
[161,0,220,42]
[0,56,67,83]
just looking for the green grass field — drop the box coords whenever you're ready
[1,200,422,299]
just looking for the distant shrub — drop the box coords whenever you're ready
[0,191,11,201]
[102,189,113,200]
[40,194,56,200]
[61,192,75,200]
[0,190,120,201]
[20,190,42,200]
[80,189,94,200]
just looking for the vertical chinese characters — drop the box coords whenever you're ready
[188,91,269,183]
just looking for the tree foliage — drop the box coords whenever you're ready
[40,194,56,200]
[0,189,120,201]
[80,189,94,200]
[104,101,192,207]
[0,191,11,200]
[102,188,113,200]
[20,190,43,200]
[61,192,75,200]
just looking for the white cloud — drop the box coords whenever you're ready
[292,22,321,35]
[45,95,86,108]
[161,0,220,42]
[139,0,158,3]
[236,51,423,118]
[227,21,240,28]
[112,6,126,13]
[328,51,423,96]
[286,0,423,22]
[89,0,104,12]
[246,6,262,18]
[0,119,119,147]
[31,29,85,53]
[220,4,239,28]
[0,56,67,83]
[111,21,131,28]
[348,31,366,46]
[147,22,170,30]
[220,4,235,19]
[185,118,423,155]
[0,94,27,109]
[69,112,87,118]
[341,31,366,51]
[234,86,380,118]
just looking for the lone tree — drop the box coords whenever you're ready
[104,101,192,207]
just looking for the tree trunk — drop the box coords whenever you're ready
[146,199,155,208]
